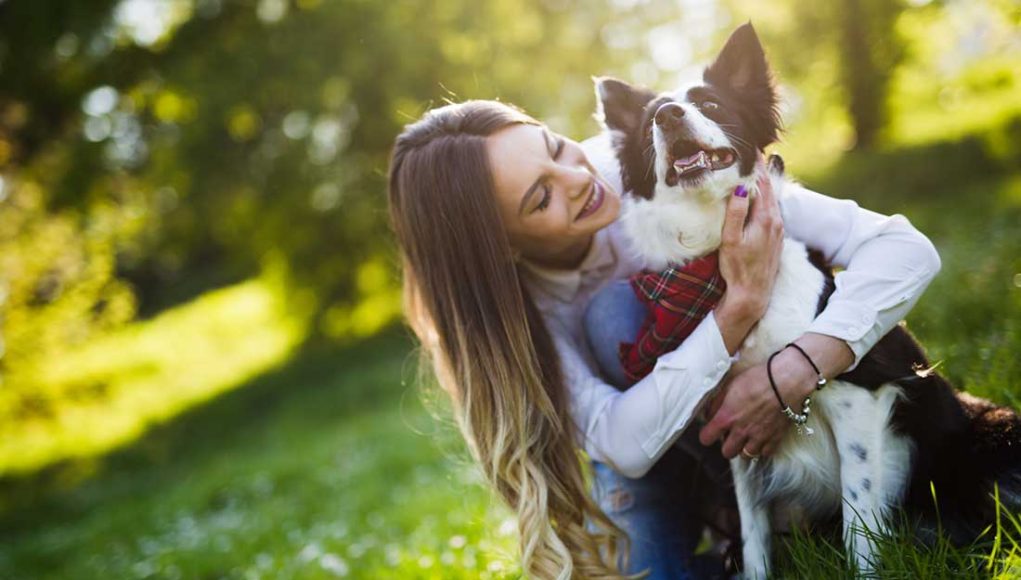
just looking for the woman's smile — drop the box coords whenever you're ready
[486,123,621,268]
[576,179,606,222]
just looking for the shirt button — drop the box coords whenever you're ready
[860,314,871,323]
[703,378,712,386]
[716,361,727,370]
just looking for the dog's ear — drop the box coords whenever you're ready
[703,23,781,147]
[594,76,656,136]
[704,23,771,94]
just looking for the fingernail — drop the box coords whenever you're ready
[734,185,748,198]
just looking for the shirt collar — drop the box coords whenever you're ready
[520,228,617,303]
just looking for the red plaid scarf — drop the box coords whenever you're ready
[619,252,726,385]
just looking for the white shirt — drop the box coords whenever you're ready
[518,134,942,478]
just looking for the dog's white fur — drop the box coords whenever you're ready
[613,84,913,578]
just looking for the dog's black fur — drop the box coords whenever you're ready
[601,22,1021,546]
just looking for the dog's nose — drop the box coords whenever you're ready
[654,102,685,129]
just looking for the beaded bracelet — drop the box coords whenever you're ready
[785,342,828,390]
[766,350,814,436]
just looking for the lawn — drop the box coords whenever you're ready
[0,331,520,579]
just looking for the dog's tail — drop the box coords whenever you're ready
[842,325,1021,544]
[907,389,1021,545]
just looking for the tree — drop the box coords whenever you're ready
[836,0,906,148]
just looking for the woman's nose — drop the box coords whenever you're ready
[559,164,592,200]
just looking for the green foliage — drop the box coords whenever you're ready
[0,278,305,479]
[3,0,693,328]
[0,178,138,422]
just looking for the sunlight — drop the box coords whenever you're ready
[114,0,193,48]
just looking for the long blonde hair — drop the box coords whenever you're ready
[388,100,628,578]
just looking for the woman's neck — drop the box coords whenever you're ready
[524,234,594,271]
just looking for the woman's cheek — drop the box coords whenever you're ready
[608,192,622,221]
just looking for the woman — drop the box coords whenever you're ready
[388,100,940,578]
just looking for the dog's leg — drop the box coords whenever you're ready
[820,383,911,575]
[732,456,772,579]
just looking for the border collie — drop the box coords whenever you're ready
[595,22,1021,577]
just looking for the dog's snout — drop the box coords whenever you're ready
[654,102,685,129]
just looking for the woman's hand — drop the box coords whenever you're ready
[713,164,785,355]
[700,333,857,458]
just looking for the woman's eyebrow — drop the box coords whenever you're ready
[517,129,552,215]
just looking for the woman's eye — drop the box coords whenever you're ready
[701,101,720,112]
[553,138,565,159]
[534,185,552,213]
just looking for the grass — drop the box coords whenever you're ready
[0,279,307,479]
[0,332,519,579]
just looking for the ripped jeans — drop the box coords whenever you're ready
[586,281,728,579]
[591,447,719,578]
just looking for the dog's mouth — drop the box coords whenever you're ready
[665,140,737,187]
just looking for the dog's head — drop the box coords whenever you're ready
[595,23,781,203]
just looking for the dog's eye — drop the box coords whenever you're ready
[701,101,720,112]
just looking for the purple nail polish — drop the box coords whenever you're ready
[734,185,748,198]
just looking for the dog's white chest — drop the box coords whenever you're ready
[731,239,825,375]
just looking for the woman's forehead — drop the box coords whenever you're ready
[486,124,548,198]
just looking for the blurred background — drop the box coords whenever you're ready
[0,0,1019,577]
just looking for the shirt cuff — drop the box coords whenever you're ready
[639,311,738,458]
[805,298,883,370]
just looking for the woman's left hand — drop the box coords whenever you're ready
[700,333,856,458]
[699,347,820,459]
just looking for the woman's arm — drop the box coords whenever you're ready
[701,183,942,457]
[557,310,737,478]
[784,183,941,367]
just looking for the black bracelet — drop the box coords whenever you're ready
[766,350,787,410]
[767,349,815,436]
[784,342,828,389]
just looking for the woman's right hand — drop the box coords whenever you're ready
[713,165,784,355]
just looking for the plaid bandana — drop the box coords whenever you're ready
[619,252,726,385]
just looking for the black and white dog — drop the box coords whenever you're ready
[594,22,1021,577]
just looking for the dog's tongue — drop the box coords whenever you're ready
[674,150,711,176]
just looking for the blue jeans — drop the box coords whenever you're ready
[584,280,646,389]
[592,448,723,579]
[584,281,728,579]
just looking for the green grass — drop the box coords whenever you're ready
[0,279,307,478]
[0,332,519,579]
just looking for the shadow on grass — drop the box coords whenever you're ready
[0,328,418,537]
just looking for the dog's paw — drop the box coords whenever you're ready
[741,545,771,580]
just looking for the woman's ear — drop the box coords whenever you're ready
[594,76,655,137]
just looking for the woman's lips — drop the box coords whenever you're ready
[575,180,605,221]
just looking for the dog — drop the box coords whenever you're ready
[593,22,1021,577]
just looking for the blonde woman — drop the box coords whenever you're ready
[387,100,939,578]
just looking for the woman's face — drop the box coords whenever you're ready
[486,124,621,267]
